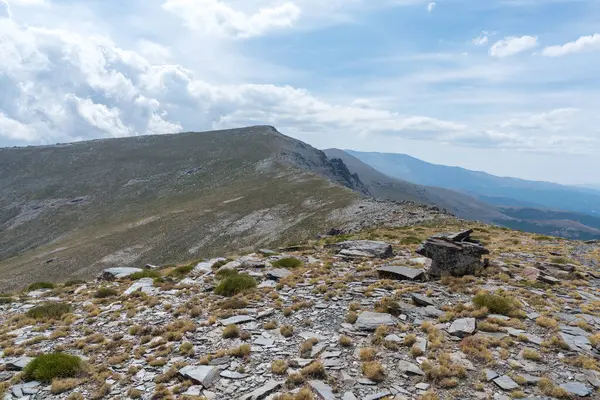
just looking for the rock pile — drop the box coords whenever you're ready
[416,229,489,278]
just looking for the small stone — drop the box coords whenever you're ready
[240,380,284,400]
[364,391,392,400]
[484,369,499,381]
[397,360,424,376]
[220,370,247,379]
[220,315,255,325]
[308,380,335,400]
[6,357,33,371]
[342,392,358,400]
[415,383,430,390]
[411,293,436,307]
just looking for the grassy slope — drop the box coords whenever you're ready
[0,127,366,291]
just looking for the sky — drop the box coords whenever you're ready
[1,0,600,184]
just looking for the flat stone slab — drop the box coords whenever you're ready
[123,278,155,295]
[355,311,395,331]
[241,380,284,400]
[364,391,392,400]
[411,293,436,307]
[559,382,592,397]
[220,370,247,379]
[100,267,143,280]
[448,318,476,337]
[266,268,292,280]
[377,265,424,281]
[220,315,255,325]
[309,380,335,400]
[330,240,393,259]
[397,360,424,376]
[493,375,519,391]
[179,365,219,387]
[484,369,499,381]
[6,357,33,370]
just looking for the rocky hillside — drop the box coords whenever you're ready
[0,126,445,292]
[1,221,599,399]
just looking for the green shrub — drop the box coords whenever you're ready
[27,282,55,291]
[216,268,239,279]
[214,274,257,297]
[473,292,519,316]
[27,303,71,320]
[549,256,571,265]
[400,236,422,245]
[94,287,117,298]
[64,280,86,287]
[168,265,194,277]
[129,270,162,280]
[271,258,303,269]
[23,353,83,382]
[0,297,14,304]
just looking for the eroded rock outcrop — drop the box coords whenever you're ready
[416,229,489,278]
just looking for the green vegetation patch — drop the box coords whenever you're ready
[168,265,194,278]
[216,268,239,279]
[24,353,84,382]
[473,292,520,316]
[214,274,257,297]
[271,257,303,269]
[27,282,55,291]
[64,280,86,287]
[400,236,422,245]
[27,302,72,320]
[94,287,118,298]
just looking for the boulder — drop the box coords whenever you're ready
[99,267,143,280]
[123,278,155,295]
[416,229,489,278]
[327,240,393,259]
[240,380,284,400]
[266,268,292,281]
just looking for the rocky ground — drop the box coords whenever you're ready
[1,220,600,400]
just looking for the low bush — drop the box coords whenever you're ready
[216,269,239,279]
[271,258,303,269]
[400,236,422,245]
[168,265,194,277]
[473,292,519,316]
[362,361,385,382]
[64,280,86,287]
[27,302,71,320]
[27,282,55,291]
[214,274,257,297]
[23,353,83,382]
[94,287,117,298]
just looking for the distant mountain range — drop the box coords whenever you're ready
[325,149,600,240]
[345,150,600,217]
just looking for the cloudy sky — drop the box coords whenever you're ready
[1,0,599,184]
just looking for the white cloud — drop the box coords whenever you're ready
[499,108,579,131]
[427,2,435,12]
[0,0,10,18]
[161,0,301,39]
[489,35,538,58]
[472,32,489,46]
[541,34,600,57]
